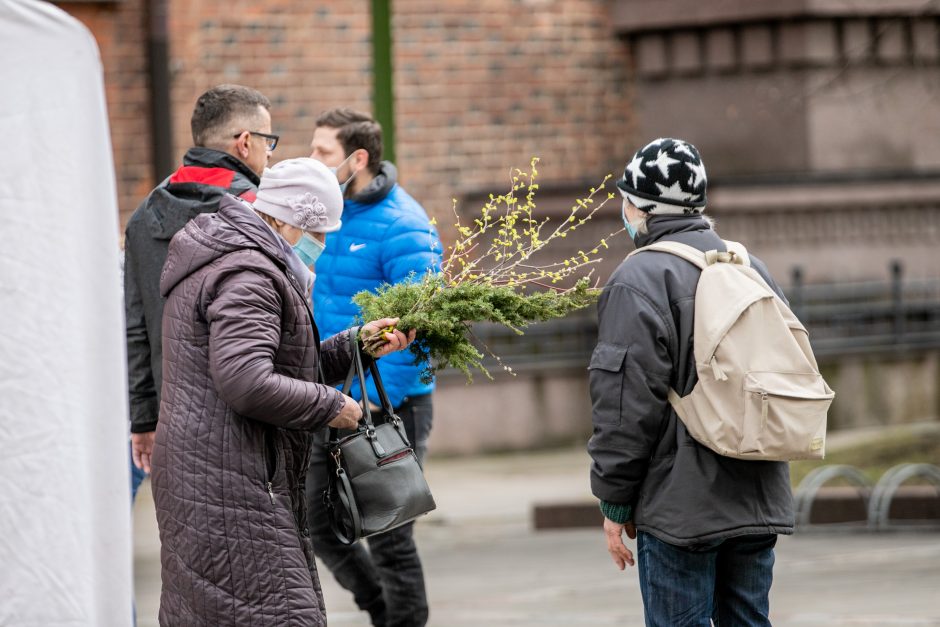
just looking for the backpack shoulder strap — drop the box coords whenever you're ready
[628,240,708,270]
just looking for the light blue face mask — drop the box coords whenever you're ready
[622,203,638,240]
[329,153,357,194]
[293,233,326,266]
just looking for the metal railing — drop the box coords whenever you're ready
[793,463,940,531]
[444,261,940,376]
[789,262,940,357]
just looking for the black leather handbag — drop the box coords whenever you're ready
[323,331,436,545]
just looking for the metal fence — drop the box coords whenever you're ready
[452,261,940,376]
[789,262,940,357]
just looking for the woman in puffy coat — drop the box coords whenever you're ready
[151,158,414,626]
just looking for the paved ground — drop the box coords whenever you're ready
[134,446,940,626]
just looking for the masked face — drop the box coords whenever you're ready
[293,233,326,266]
[622,199,638,240]
[328,152,357,194]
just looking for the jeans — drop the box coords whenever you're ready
[306,394,433,627]
[129,443,148,626]
[130,443,147,502]
[637,531,777,627]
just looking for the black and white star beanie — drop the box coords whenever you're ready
[616,138,707,214]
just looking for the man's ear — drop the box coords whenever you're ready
[353,148,370,173]
[233,131,250,159]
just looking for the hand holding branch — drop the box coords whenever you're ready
[360,317,416,358]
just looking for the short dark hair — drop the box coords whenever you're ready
[315,108,383,175]
[191,84,271,147]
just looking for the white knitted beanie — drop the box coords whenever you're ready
[254,158,343,233]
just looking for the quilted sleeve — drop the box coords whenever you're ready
[205,269,345,430]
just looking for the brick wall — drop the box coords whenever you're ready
[58,1,633,234]
[165,0,632,234]
[166,2,373,176]
[55,1,153,228]
[394,0,632,236]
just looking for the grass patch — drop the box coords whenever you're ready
[790,428,940,487]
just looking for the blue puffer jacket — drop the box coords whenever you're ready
[313,162,442,408]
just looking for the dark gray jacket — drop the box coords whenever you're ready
[124,147,259,433]
[588,214,794,546]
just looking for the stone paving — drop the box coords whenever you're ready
[134,446,940,626]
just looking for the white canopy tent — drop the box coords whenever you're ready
[0,1,134,625]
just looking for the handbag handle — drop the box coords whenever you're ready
[345,328,396,418]
[328,463,362,545]
[338,327,405,423]
[330,329,374,442]
[367,359,412,446]
[368,359,396,416]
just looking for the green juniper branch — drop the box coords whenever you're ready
[353,158,620,382]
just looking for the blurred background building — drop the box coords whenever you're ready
[55,0,940,453]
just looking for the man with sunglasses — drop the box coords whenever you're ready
[124,84,276,493]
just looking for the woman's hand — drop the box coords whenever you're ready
[328,394,362,430]
[360,317,417,358]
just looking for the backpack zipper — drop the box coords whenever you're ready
[761,392,769,430]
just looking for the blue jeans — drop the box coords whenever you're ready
[129,443,148,626]
[130,443,147,502]
[637,531,776,627]
[306,394,433,627]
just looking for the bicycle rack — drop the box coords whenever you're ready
[867,463,940,531]
[794,465,873,529]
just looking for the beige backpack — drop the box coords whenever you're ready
[629,240,834,461]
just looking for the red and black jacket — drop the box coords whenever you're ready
[124,147,260,434]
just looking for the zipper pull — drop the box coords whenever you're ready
[266,481,276,505]
[761,393,769,426]
[710,356,728,381]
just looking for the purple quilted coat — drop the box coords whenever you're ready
[152,195,355,626]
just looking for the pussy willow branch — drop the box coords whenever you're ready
[455,187,608,286]
[480,197,612,286]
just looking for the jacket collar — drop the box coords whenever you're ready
[215,195,288,268]
[181,147,261,187]
[160,196,312,307]
[634,214,713,248]
[146,148,260,241]
[346,160,398,209]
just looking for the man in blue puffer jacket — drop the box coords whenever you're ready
[305,108,442,627]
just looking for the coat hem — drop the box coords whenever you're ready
[636,522,794,547]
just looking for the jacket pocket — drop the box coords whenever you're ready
[588,343,629,425]
[741,371,834,459]
[262,428,280,504]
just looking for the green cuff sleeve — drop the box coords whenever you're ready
[599,500,633,524]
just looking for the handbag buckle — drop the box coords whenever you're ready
[365,427,388,457]
[331,449,342,470]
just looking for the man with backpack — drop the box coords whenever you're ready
[588,138,831,626]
